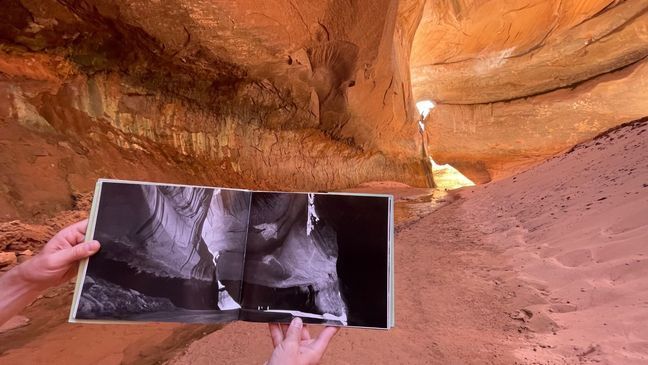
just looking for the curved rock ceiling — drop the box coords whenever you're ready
[0,0,646,217]
[0,0,425,218]
[411,0,648,181]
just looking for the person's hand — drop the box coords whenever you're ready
[0,219,101,326]
[267,317,339,365]
[15,219,100,291]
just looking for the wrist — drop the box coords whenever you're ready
[11,261,48,295]
[0,264,43,326]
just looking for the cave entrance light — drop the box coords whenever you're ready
[429,157,475,190]
[414,99,436,187]
[415,99,474,189]
[416,99,435,132]
[416,99,436,119]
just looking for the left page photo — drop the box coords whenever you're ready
[69,179,252,324]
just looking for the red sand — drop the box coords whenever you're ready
[461,119,648,364]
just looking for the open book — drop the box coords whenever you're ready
[69,179,394,329]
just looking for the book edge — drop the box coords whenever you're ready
[390,196,395,328]
[96,178,394,198]
[68,180,103,323]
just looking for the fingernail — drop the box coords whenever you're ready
[87,241,100,252]
[291,317,302,328]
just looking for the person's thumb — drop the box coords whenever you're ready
[51,241,101,266]
[284,317,303,343]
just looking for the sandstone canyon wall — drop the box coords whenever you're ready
[0,0,428,220]
[3,0,646,217]
[411,0,648,182]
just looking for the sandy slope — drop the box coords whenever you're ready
[460,118,648,364]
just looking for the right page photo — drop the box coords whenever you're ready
[240,191,391,329]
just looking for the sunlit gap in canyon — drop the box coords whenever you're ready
[429,158,475,190]
[414,98,474,190]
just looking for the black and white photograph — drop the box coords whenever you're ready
[240,192,391,329]
[74,181,251,323]
[71,180,392,329]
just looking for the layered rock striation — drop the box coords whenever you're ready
[412,0,648,182]
[2,0,646,213]
[0,0,428,219]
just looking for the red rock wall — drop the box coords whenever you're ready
[4,0,643,214]
[0,0,428,219]
[411,0,648,182]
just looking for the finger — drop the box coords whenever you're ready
[311,326,339,354]
[50,240,100,266]
[58,220,90,245]
[301,324,311,341]
[70,219,89,234]
[284,317,303,343]
[269,323,284,347]
[280,323,289,336]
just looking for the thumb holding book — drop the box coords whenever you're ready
[267,317,339,365]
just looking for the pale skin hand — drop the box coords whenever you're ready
[0,219,100,326]
[267,317,339,365]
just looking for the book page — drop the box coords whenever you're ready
[71,180,251,324]
[239,191,391,329]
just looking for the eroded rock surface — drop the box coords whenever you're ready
[0,0,428,219]
[412,0,648,104]
[428,59,648,182]
[412,0,648,181]
[79,277,177,318]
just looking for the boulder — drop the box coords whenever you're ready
[0,252,17,268]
